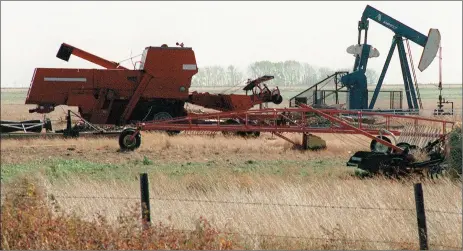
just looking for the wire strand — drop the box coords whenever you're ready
[149,197,409,213]
[4,192,461,218]
[38,195,462,216]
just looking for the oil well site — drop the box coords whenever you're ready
[1,2,462,250]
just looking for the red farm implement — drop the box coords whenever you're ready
[117,104,455,178]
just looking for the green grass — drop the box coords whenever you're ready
[1,160,46,182]
[1,159,121,183]
[1,156,349,183]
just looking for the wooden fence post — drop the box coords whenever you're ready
[140,173,151,229]
[414,183,428,250]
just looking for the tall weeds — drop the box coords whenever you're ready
[0,177,238,250]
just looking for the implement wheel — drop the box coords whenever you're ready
[370,136,392,153]
[119,128,141,151]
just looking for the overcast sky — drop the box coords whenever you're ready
[1,1,462,88]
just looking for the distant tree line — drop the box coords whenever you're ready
[191,60,379,87]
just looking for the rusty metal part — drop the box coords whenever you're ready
[188,76,282,112]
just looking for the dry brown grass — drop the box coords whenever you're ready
[1,177,240,250]
[10,171,461,250]
[2,131,461,250]
[0,132,369,165]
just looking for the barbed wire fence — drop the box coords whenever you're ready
[16,173,459,250]
[45,195,462,217]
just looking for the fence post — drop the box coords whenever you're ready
[414,183,428,250]
[140,173,151,229]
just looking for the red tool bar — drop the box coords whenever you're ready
[137,107,454,128]
[137,108,453,131]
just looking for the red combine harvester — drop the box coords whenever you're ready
[25,43,283,128]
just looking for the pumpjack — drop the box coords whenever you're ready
[341,5,442,113]
[343,5,456,178]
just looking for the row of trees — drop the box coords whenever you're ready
[191,60,379,87]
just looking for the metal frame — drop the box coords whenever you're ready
[0,110,121,139]
[305,89,403,110]
[369,36,421,110]
[128,106,454,149]
[0,121,45,133]
[289,72,348,107]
